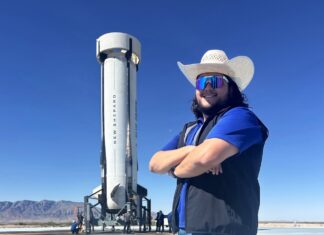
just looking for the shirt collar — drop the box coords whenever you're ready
[197,117,204,124]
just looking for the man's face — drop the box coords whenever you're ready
[195,72,229,115]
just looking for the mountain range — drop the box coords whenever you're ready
[0,200,84,223]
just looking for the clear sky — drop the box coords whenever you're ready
[0,0,324,222]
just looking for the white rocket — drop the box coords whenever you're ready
[95,32,141,213]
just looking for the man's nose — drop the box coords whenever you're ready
[204,81,213,90]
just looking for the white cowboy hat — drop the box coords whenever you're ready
[177,49,254,91]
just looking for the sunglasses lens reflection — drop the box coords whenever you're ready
[196,75,224,90]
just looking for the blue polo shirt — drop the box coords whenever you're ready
[161,107,265,229]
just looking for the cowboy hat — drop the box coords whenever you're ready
[177,49,254,91]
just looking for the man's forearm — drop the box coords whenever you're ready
[149,146,195,174]
[174,138,238,178]
[173,152,206,178]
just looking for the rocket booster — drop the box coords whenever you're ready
[96,33,140,213]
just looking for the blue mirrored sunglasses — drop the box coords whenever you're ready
[196,74,229,90]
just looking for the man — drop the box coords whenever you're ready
[77,212,84,233]
[149,50,268,235]
[123,211,132,234]
[158,210,165,233]
[155,210,165,233]
[70,220,79,234]
[155,211,162,232]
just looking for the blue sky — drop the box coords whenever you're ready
[0,0,324,221]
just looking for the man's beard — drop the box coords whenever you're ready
[197,100,228,117]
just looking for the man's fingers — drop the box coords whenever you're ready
[209,164,223,175]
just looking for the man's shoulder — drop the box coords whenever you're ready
[223,106,269,139]
[226,106,253,114]
[216,106,266,131]
[223,106,259,121]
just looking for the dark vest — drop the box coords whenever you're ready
[171,108,268,235]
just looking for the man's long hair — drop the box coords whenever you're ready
[191,76,249,119]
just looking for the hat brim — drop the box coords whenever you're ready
[177,56,254,91]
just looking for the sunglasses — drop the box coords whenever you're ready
[196,74,229,90]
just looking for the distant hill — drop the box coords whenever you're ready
[0,200,84,223]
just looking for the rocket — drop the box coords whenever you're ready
[96,32,140,214]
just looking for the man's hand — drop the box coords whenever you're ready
[168,168,177,178]
[206,164,223,175]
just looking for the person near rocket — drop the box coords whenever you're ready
[123,211,132,233]
[70,220,79,234]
